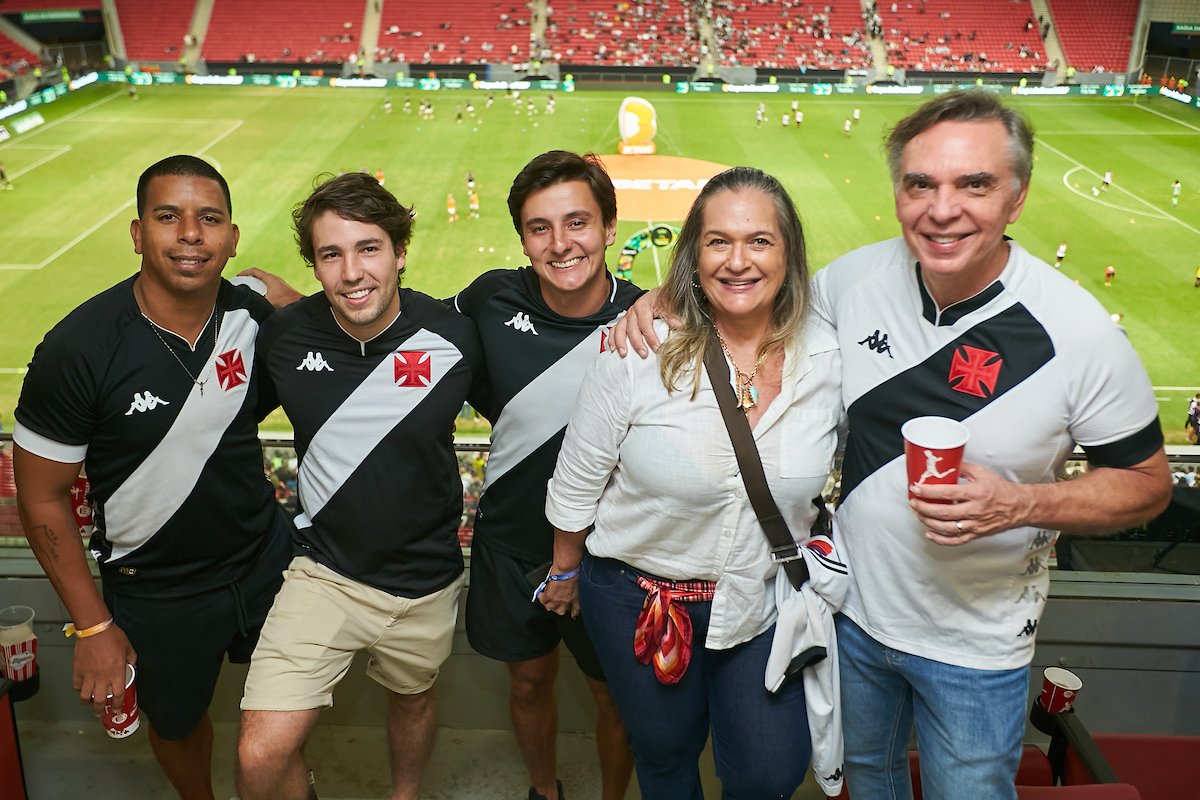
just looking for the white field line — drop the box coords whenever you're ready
[0,120,244,270]
[0,89,122,151]
[1134,100,1200,134]
[1059,165,1169,219]
[10,146,70,179]
[84,117,243,124]
[1037,137,1200,238]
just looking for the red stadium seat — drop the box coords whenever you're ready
[1046,0,1138,73]
[1062,734,1200,800]
[1019,787,1142,799]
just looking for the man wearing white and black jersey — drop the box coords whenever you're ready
[14,155,293,798]
[456,151,638,800]
[609,92,1173,800]
[236,173,487,800]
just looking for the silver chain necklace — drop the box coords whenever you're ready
[138,296,220,396]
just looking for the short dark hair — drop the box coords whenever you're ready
[136,154,232,217]
[293,172,414,268]
[885,90,1035,193]
[507,150,617,234]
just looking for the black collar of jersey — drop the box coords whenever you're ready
[914,239,1009,328]
[518,266,623,320]
[314,287,412,355]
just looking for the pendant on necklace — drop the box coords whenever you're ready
[737,377,757,411]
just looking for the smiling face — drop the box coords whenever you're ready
[311,211,404,340]
[131,174,239,299]
[697,188,786,330]
[518,180,617,317]
[895,119,1028,306]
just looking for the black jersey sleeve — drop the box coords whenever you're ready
[15,316,103,454]
[464,329,494,424]
[452,268,509,320]
[253,301,297,422]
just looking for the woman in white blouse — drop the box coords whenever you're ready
[541,167,843,797]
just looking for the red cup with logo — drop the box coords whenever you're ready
[1039,666,1082,714]
[103,664,140,739]
[70,475,95,538]
[901,416,969,502]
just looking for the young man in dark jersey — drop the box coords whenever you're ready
[14,155,293,798]
[455,151,639,800]
[243,153,639,800]
[236,173,487,800]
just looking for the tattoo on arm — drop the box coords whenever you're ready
[31,523,63,583]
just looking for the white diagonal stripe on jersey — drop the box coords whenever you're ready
[482,317,618,493]
[296,329,462,525]
[106,309,259,561]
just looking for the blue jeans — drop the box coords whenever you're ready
[836,615,1027,800]
[580,554,811,800]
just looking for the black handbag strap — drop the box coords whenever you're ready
[703,334,810,591]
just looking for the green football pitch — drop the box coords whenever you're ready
[1,83,1197,439]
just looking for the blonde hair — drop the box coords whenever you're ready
[657,167,809,396]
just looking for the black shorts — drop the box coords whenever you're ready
[465,535,606,682]
[104,509,293,740]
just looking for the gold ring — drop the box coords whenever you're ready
[956,520,964,533]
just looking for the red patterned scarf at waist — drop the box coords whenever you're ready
[633,575,716,685]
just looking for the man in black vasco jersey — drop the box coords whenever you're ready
[456,151,639,800]
[236,173,487,800]
[14,155,293,798]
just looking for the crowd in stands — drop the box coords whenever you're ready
[710,0,871,71]
[0,34,43,82]
[0,0,1151,78]
[535,0,700,67]
[879,0,1045,73]
[374,1,531,66]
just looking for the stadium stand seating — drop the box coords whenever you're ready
[377,0,530,65]
[1046,0,1138,72]
[712,0,869,70]
[541,0,697,67]
[0,33,39,75]
[1061,733,1200,798]
[879,0,1045,73]
[203,0,365,64]
[0,448,19,539]
[113,0,194,62]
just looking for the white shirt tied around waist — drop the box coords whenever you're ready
[546,318,843,651]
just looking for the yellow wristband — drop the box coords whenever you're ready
[63,617,114,639]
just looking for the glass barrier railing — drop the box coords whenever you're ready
[2,434,1198,585]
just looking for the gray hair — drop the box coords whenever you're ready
[885,90,1034,195]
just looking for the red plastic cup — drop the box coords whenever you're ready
[102,664,140,739]
[901,416,969,502]
[1039,666,1082,714]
